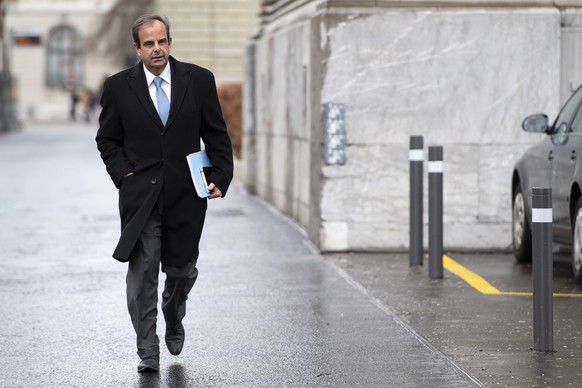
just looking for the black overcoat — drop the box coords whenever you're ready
[96,57,233,267]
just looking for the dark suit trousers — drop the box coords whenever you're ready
[126,195,198,360]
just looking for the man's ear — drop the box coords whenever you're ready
[133,42,140,55]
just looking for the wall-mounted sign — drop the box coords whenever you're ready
[323,102,346,165]
[12,30,42,46]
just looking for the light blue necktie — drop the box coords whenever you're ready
[153,76,169,125]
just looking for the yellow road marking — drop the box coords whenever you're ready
[443,255,582,297]
[443,255,502,294]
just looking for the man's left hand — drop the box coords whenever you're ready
[207,182,222,199]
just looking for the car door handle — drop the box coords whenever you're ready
[549,150,553,160]
[572,150,578,160]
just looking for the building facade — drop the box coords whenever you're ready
[0,0,18,132]
[4,0,258,121]
[158,0,259,83]
[5,0,119,121]
[243,1,582,252]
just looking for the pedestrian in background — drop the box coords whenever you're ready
[95,14,233,373]
[69,88,79,121]
[80,88,94,122]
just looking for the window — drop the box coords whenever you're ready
[570,105,582,133]
[553,86,582,134]
[46,25,82,89]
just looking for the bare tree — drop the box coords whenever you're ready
[0,0,11,71]
[0,0,7,40]
[89,0,155,64]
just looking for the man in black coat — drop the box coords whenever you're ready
[96,14,233,373]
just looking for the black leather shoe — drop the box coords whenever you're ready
[165,322,185,356]
[137,355,160,373]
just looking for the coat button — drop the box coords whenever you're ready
[151,179,157,184]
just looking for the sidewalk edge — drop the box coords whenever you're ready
[328,261,485,388]
[251,189,485,387]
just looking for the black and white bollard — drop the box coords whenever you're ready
[532,187,554,352]
[428,146,443,279]
[409,136,424,267]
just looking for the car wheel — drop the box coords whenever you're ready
[512,182,532,263]
[572,198,582,284]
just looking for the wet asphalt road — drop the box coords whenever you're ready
[1,122,581,387]
[0,123,476,387]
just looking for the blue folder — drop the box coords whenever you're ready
[186,150,212,198]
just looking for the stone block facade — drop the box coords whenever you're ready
[244,1,582,252]
[159,0,259,82]
[4,0,257,121]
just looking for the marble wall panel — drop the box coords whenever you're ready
[442,145,480,222]
[254,132,272,199]
[349,220,411,251]
[319,143,410,249]
[317,8,560,250]
[247,5,563,251]
[251,21,315,226]
[444,223,511,250]
[478,144,537,224]
[321,9,560,147]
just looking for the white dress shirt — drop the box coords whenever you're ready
[143,63,172,113]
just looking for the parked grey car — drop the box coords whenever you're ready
[512,85,582,283]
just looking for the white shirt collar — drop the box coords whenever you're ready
[143,62,172,86]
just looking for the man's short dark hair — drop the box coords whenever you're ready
[132,14,171,48]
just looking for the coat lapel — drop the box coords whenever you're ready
[166,57,191,130]
[126,62,166,131]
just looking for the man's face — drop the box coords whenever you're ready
[134,20,171,76]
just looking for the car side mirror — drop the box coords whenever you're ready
[522,114,549,133]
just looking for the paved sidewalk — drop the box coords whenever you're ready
[327,251,582,388]
[0,122,479,387]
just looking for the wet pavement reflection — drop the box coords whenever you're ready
[0,123,478,387]
[327,251,582,387]
[4,123,581,387]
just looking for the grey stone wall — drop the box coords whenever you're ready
[244,17,320,235]
[245,1,567,252]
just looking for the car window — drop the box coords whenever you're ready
[553,86,582,133]
[571,105,582,133]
